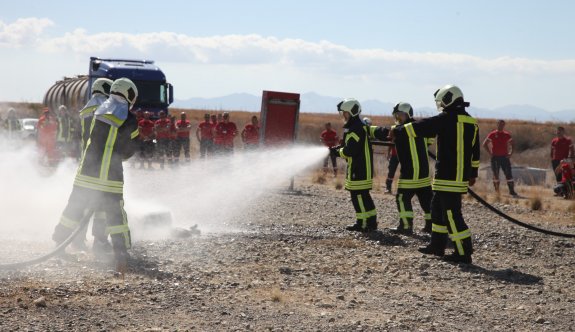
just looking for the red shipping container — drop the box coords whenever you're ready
[260,90,300,146]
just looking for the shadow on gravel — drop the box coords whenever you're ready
[275,189,314,197]
[364,231,407,247]
[126,254,175,280]
[459,265,543,285]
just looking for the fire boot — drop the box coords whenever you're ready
[93,238,113,257]
[110,236,130,274]
[418,232,448,257]
[114,249,129,275]
[493,181,500,193]
[389,221,413,235]
[443,237,473,264]
[346,218,378,232]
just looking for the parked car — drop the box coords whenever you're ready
[19,118,38,140]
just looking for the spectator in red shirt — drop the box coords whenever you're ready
[37,108,59,166]
[320,122,339,176]
[195,113,213,159]
[241,115,260,150]
[138,111,155,169]
[482,120,518,196]
[154,111,172,169]
[168,115,178,164]
[173,112,191,163]
[553,160,574,199]
[551,126,575,182]
[214,112,237,155]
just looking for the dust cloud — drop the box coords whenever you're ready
[0,142,327,246]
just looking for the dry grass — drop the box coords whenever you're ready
[270,288,284,303]
[530,196,543,211]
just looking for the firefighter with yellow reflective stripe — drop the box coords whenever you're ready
[390,85,480,264]
[52,78,140,271]
[388,102,433,235]
[75,78,114,253]
[330,99,389,232]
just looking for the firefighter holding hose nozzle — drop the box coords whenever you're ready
[52,77,140,272]
[389,85,480,264]
[330,99,389,232]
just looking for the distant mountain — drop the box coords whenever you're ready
[173,92,575,122]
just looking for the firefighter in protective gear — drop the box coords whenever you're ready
[3,108,22,140]
[390,85,479,264]
[331,98,386,232]
[389,102,433,234]
[76,78,114,252]
[52,77,139,271]
[79,78,113,153]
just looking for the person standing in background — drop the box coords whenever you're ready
[175,112,192,162]
[196,113,213,159]
[320,122,339,176]
[241,115,260,150]
[551,126,575,183]
[482,120,518,196]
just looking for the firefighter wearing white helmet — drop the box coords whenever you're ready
[330,98,387,232]
[79,78,114,151]
[389,85,480,264]
[70,77,116,253]
[53,77,140,273]
[388,102,433,235]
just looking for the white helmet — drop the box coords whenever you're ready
[92,78,113,96]
[362,117,372,126]
[337,98,361,117]
[434,85,465,111]
[392,102,413,118]
[111,77,138,107]
[58,105,67,112]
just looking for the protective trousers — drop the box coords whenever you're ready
[350,190,377,230]
[429,191,473,257]
[395,186,432,231]
[52,186,131,254]
[386,155,399,191]
[76,202,108,245]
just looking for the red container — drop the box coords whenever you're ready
[260,90,300,146]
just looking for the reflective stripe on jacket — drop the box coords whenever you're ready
[393,106,480,193]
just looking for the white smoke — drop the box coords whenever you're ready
[0,142,326,248]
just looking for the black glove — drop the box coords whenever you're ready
[329,145,341,158]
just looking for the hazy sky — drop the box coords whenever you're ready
[2,0,575,111]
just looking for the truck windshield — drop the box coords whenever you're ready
[134,81,167,107]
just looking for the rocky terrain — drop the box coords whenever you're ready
[1,182,574,331]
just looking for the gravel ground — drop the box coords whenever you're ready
[1,181,574,331]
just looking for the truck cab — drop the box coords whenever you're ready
[89,57,174,118]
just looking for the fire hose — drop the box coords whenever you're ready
[0,210,93,270]
[372,140,575,238]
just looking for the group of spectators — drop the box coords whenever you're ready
[195,112,260,159]
[135,110,191,169]
[134,110,260,169]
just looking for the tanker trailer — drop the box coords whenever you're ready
[43,57,174,117]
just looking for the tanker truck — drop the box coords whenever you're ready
[43,57,174,117]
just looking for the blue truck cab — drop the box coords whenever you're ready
[89,57,174,118]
